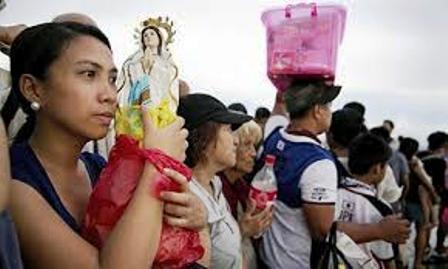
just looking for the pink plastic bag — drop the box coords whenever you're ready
[82,135,204,269]
[262,3,347,91]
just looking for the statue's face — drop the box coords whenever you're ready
[143,28,160,49]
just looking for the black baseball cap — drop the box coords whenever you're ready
[284,79,341,116]
[178,93,252,131]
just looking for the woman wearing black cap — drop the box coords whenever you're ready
[178,93,252,269]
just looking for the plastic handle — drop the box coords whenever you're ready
[311,3,317,17]
[285,4,292,18]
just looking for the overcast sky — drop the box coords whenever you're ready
[0,0,447,148]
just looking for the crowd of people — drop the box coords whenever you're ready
[0,9,447,269]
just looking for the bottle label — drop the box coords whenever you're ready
[249,187,277,209]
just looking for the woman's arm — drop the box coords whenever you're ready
[11,163,163,269]
[10,111,190,269]
[0,118,9,211]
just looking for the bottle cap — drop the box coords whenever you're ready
[265,154,276,165]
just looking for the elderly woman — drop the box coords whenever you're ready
[178,93,253,269]
[219,120,273,269]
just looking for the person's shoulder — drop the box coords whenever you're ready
[302,155,337,176]
[264,114,289,140]
[9,143,45,191]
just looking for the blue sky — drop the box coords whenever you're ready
[0,0,446,148]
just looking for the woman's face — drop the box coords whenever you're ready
[208,124,239,170]
[234,134,258,174]
[143,28,160,49]
[37,35,118,141]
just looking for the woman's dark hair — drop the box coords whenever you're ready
[348,132,392,175]
[141,26,162,55]
[185,121,220,168]
[1,22,111,143]
[399,137,419,161]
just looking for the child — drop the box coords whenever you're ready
[337,133,397,269]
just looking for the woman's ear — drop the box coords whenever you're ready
[19,74,46,106]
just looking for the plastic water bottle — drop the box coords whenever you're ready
[249,154,278,210]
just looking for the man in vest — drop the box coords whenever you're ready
[259,79,410,268]
[259,79,341,268]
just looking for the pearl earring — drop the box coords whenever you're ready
[30,101,40,111]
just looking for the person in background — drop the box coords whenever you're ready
[254,107,271,135]
[383,120,394,135]
[0,117,23,269]
[343,101,365,120]
[326,107,365,182]
[382,119,400,151]
[178,93,252,269]
[370,127,403,206]
[420,131,448,257]
[1,24,26,110]
[337,133,396,269]
[327,109,410,268]
[343,101,367,132]
[219,120,273,269]
[0,4,23,268]
[228,102,248,115]
[3,22,206,269]
[179,79,191,97]
[400,137,439,268]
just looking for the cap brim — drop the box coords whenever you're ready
[320,85,342,104]
[212,111,252,130]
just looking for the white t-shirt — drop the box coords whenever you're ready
[189,176,243,269]
[263,114,289,141]
[259,125,338,269]
[337,177,394,262]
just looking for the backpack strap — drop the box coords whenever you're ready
[350,190,400,268]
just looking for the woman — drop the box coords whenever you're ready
[400,137,439,269]
[2,22,205,269]
[219,120,273,269]
[178,93,252,269]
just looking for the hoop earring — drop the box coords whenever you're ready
[30,101,40,111]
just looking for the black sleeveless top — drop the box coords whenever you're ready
[10,143,105,234]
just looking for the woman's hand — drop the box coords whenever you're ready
[142,107,188,161]
[239,199,274,238]
[159,169,207,231]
